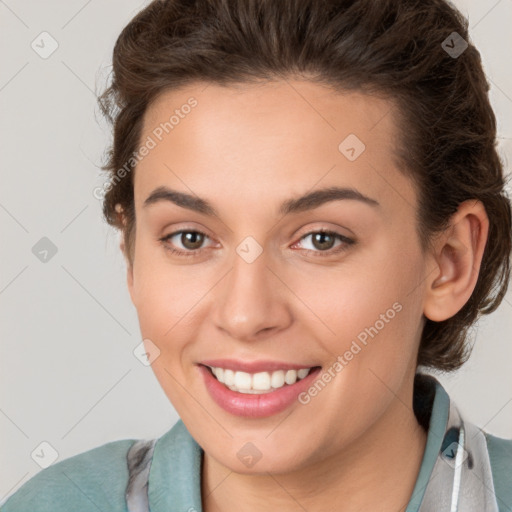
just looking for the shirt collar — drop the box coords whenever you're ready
[406,373,450,510]
[147,373,451,512]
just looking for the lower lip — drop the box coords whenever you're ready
[198,364,322,418]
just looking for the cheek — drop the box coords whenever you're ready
[131,222,425,359]
[130,244,217,371]
[132,231,199,319]
[294,238,422,326]
[133,269,206,341]
[288,238,425,373]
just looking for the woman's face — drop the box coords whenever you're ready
[127,79,429,473]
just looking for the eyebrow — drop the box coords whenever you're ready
[142,185,379,216]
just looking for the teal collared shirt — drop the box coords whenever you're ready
[2,377,511,511]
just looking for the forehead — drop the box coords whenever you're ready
[134,80,415,215]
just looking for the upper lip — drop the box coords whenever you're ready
[199,359,320,373]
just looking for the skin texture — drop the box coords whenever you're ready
[123,79,489,512]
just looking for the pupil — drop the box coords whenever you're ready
[182,232,204,249]
[179,232,335,251]
[313,232,334,250]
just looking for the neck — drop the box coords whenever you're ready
[201,377,428,512]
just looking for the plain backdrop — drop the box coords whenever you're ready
[1,0,511,503]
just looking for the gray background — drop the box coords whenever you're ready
[1,0,511,503]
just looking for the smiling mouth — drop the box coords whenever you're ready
[202,364,322,394]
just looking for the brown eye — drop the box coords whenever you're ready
[180,231,205,250]
[293,230,355,257]
[159,229,213,256]
[311,232,336,251]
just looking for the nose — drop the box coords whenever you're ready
[212,247,293,342]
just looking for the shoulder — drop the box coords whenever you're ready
[1,438,138,512]
[485,432,512,512]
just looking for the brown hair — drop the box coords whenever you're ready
[97,0,511,371]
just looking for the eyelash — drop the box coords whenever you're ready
[158,229,355,258]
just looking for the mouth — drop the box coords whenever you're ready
[198,362,323,418]
[201,364,321,394]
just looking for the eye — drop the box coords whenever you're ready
[159,229,214,257]
[292,229,355,257]
[159,228,355,258]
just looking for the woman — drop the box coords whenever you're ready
[2,0,511,511]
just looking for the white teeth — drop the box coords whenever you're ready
[208,366,314,393]
[224,369,235,386]
[271,370,285,388]
[252,371,271,390]
[297,368,309,379]
[212,367,222,380]
[234,371,252,390]
[285,369,297,385]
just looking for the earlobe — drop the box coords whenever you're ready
[127,262,136,306]
[423,200,489,322]
[120,237,136,306]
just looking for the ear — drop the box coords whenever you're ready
[115,203,136,305]
[120,236,136,306]
[423,199,489,322]
[127,261,135,306]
